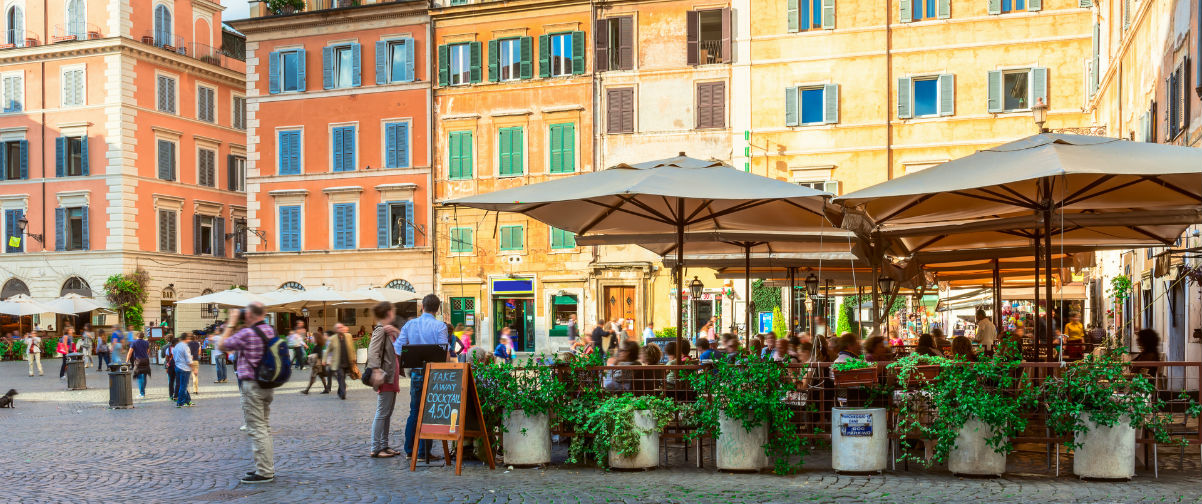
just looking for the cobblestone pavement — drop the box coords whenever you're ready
[1,360,1200,504]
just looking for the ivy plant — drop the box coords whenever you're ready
[566,393,677,469]
[831,356,874,372]
[473,354,569,424]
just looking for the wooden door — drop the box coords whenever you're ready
[604,286,637,338]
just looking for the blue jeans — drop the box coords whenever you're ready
[167,366,177,399]
[176,368,191,406]
[96,352,111,371]
[404,369,432,457]
[215,356,227,382]
[136,374,146,395]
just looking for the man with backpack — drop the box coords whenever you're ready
[215,302,283,484]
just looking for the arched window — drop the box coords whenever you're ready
[385,279,416,293]
[279,281,304,291]
[60,276,91,297]
[65,0,85,39]
[153,4,171,47]
[1,278,29,300]
[6,6,23,45]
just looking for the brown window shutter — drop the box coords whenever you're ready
[686,11,699,66]
[618,16,634,70]
[695,83,705,128]
[720,8,731,63]
[594,18,609,73]
[608,88,635,134]
[711,81,726,128]
[622,88,634,132]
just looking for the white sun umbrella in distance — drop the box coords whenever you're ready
[338,287,422,307]
[176,288,266,309]
[43,293,110,315]
[0,294,55,336]
[267,286,367,312]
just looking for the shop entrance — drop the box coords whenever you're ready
[495,298,535,352]
[604,286,636,338]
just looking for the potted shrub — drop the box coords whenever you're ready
[685,355,809,474]
[1040,349,1197,479]
[831,356,877,387]
[473,354,566,466]
[890,347,1035,476]
[567,393,676,470]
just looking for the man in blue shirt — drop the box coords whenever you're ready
[394,294,449,461]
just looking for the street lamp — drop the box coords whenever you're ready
[877,275,894,297]
[689,276,704,300]
[804,273,820,299]
[1032,97,1049,133]
[15,216,43,244]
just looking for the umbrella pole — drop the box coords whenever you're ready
[675,201,684,364]
[871,262,880,337]
[993,258,1001,331]
[788,267,796,337]
[745,244,752,347]
[1044,200,1055,363]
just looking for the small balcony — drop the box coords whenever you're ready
[0,30,39,49]
[138,32,246,69]
[52,23,103,43]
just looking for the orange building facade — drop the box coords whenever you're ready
[0,0,247,333]
[233,0,434,328]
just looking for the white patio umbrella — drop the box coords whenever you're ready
[265,286,366,311]
[176,288,266,309]
[345,287,421,305]
[0,294,54,336]
[42,293,110,314]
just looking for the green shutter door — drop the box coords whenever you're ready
[572,31,585,74]
[785,87,799,126]
[986,70,1002,112]
[897,77,912,119]
[519,36,533,79]
[488,39,499,83]
[438,44,450,86]
[538,35,551,78]
[469,41,482,83]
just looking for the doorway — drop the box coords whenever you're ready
[495,298,535,352]
[692,299,713,339]
[604,286,636,338]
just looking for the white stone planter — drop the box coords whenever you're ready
[1073,414,1135,479]
[355,348,368,364]
[948,417,1007,476]
[608,409,659,469]
[502,410,551,466]
[832,407,888,473]
[716,412,770,471]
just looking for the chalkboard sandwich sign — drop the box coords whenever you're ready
[410,362,495,475]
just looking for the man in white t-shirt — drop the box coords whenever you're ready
[975,309,997,349]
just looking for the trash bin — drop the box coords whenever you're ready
[65,353,86,390]
[108,363,133,409]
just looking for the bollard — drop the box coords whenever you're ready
[108,363,134,409]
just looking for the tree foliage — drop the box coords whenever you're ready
[104,269,149,328]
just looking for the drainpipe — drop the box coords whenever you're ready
[885,0,894,180]
[427,1,437,297]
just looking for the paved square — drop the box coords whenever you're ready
[2,360,1199,503]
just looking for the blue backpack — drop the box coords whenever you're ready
[250,323,291,388]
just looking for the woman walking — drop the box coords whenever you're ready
[57,328,76,380]
[367,301,402,458]
[325,324,358,400]
[301,332,331,394]
[162,336,178,401]
[95,330,111,372]
[125,331,152,398]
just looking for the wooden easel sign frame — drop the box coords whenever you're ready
[410,362,496,475]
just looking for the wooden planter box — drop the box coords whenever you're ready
[904,365,941,385]
[833,366,877,387]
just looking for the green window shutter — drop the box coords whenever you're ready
[823,83,839,124]
[1031,67,1048,108]
[987,0,1001,15]
[549,124,561,173]
[821,0,835,29]
[900,0,912,23]
[937,0,950,19]
[451,228,472,253]
[499,225,523,250]
[1028,0,1041,11]
[1079,0,1092,7]
[572,31,586,74]
[551,227,576,249]
[785,86,798,126]
[469,41,482,83]
[897,77,912,119]
[1090,23,1100,96]
[562,123,575,172]
[787,0,799,32]
[449,130,473,179]
[986,70,1002,113]
[438,44,449,86]
[488,39,499,83]
[938,73,955,116]
[520,36,533,79]
[498,127,524,175]
[538,35,551,78]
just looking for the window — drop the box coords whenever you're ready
[232,96,246,129]
[898,74,954,118]
[2,140,26,180]
[157,139,176,181]
[2,73,22,112]
[987,68,1045,113]
[57,206,87,251]
[332,202,356,250]
[548,33,572,76]
[6,6,23,46]
[65,0,85,39]
[789,0,823,31]
[269,49,306,94]
[61,68,84,107]
[450,227,473,253]
[337,308,356,326]
[497,127,523,176]
[785,84,839,126]
[197,85,215,122]
[278,205,301,251]
[156,75,176,113]
[55,136,88,177]
[1000,0,1026,14]
[198,148,216,187]
[448,130,473,179]
[913,78,938,116]
[378,38,416,84]
[548,123,575,173]
[324,43,360,89]
[228,155,246,192]
[4,208,23,253]
[550,227,576,249]
[278,130,301,175]
[696,81,726,129]
[796,180,839,194]
[450,297,475,327]
[543,32,584,77]
[153,4,171,46]
[606,87,635,133]
[901,0,949,22]
[499,225,523,251]
[377,201,414,248]
[912,0,936,20]
[595,17,633,72]
[687,9,730,65]
[1166,61,1189,140]
[232,217,247,257]
[446,43,473,86]
[383,121,410,169]
[488,37,533,83]
[331,125,356,172]
[195,215,215,255]
[158,209,176,251]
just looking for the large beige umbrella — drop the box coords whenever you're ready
[42,293,109,314]
[336,287,422,307]
[176,288,266,309]
[266,286,366,312]
[0,294,54,336]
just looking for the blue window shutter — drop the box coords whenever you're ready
[333,205,343,249]
[289,132,300,174]
[823,83,839,124]
[397,122,409,167]
[347,127,356,171]
[375,40,388,85]
[18,140,27,179]
[55,207,65,251]
[377,202,388,248]
[987,70,1002,113]
[385,124,397,168]
[785,87,798,126]
[297,49,307,91]
[351,43,362,87]
[938,74,955,116]
[332,128,342,171]
[80,136,88,175]
[897,77,912,119]
[404,201,414,248]
[80,206,89,250]
[277,133,286,174]
[405,40,416,82]
[322,46,334,89]
[55,137,65,177]
[269,51,280,94]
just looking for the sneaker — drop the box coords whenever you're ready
[240,474,273,484]
[176,405,183,408]
[239,425,247,431]
[136,394,145,399]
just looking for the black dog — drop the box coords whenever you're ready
[0,389,16,408]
